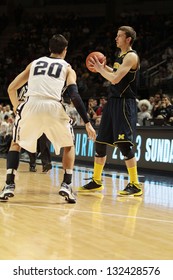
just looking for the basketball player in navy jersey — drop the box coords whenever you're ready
[79,26,142,196]
[0,34,96,203]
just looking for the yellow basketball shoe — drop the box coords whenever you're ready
[118,183,142,197]
[78,179,104,192]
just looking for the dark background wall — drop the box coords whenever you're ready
[0,0,173,103]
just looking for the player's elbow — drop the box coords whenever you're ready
[111,76,121,85]
[111,78,118,85]
[111,79,116,85]
[7,84,12,94]
[8,83,17,95]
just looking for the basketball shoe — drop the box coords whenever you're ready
[29,165,37,172]
[42,163,52,173]
[0,183,15,201]
[78,178,104,192]
[118,183,142,196]
[59,182,76,204]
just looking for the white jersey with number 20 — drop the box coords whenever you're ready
[26,56,69,101]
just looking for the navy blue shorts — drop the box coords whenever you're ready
[96,97,137,147]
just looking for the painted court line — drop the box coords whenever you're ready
[6,202,173,224]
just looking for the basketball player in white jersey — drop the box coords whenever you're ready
[18,83,52,173]
[0,34,96,203]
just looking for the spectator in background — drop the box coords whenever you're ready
[95,95,107,116]
[0,114,14,153]
[95,115,102,126]
[0,115,11,141]
[0,104,4,122]
[137,99,152,126]
[4,104,13,117]
[93,95,107,125]
[87,97,98,126]
[148,95,155,113]
[170,96,173,105]
[151,92,162,119]
[154,94,173,123]
[0,104,13,120]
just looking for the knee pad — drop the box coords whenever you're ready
[117,143,134,160]
[95,142,107,158]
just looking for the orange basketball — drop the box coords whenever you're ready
[86,51,106,73]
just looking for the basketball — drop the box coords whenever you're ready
[86,51,106,73]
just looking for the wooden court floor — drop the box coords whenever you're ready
[0,157,173,260]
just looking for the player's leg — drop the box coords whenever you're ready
[78,142,106,191]
[59,146,76,203]
[0,141,20,200]
[118,143,142,196]
[38,134,52,173]
[27,151,37,172]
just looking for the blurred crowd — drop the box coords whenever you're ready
[0,7,173,154]
[1,90,173,153]
[0,104,14,153]
[0,8,173,100]
[136,92,173,126]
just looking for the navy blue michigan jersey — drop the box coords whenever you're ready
[110,50,139,99]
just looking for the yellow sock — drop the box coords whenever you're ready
[127,166,139,185]
[93,162,104,182]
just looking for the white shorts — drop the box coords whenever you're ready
[13,97,74,154]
